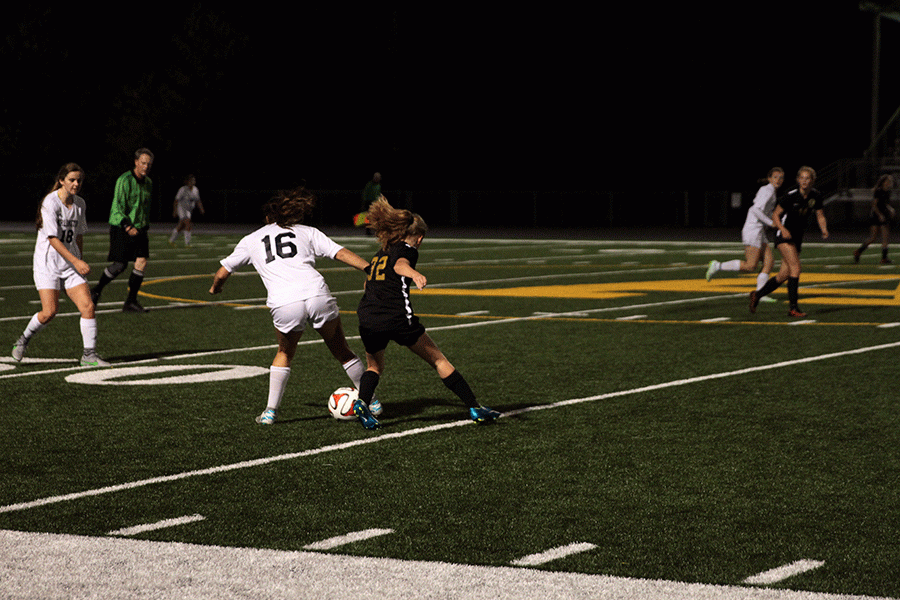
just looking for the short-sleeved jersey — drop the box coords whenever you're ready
[775,187,824,243]
[34,191,88,274]
[357,242,419,331]
[175,185,201,211]
[219,223,343,308]
[109,170,152,229]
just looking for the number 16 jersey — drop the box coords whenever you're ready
[219,223,344,309]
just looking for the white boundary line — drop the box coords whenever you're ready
[3,339,899,515]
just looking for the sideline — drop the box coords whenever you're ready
[0,529,889,600]
[4,339,900,515]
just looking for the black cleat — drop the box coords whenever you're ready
[122,300,148,313]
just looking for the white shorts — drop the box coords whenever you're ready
[741,222,770,249]
[270,295,340,334]
[176,205,194,220]
[33,265,88,291]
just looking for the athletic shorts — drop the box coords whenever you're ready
[741,222,772,249]
[775,232,804,254]
[33,266,88,291]
[359,317,426,355]
[176,205,193,221]
[270,295,340,334]
[108,226,150,263]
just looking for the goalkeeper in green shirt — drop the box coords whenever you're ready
[91,148,154,313]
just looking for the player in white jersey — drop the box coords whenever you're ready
[11,163,109,367]
[209,186,373,425]
[705,167,784,295]
[168,174,205,246]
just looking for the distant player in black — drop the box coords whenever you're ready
[750,166,829,317]
[853,174,895,264]
[353,196,500,430]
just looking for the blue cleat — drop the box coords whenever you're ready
[354,399,380,430]
[469,405,500,424]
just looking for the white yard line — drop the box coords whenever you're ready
[107,514,206,537]
[3,339,900,514]
[511,542,598,567]
[743,560,826,585]
[302,529,395,551]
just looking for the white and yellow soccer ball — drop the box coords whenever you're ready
[328,387,358,420]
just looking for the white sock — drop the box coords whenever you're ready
[342,356,364,389]
[169,229,178,243]
[720,259,741,272]
[756,272,769,291]
[184,231,192,245]
[80,318,97,351]
[267,366,291,411]
[22,313,47,341]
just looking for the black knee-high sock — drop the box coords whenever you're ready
[94,270,114,293]
[126,269,144,302]
[757,275,781,299]
[359,370,380,403]
[883,247,889,260]
[787,276,800,308]
[442,370,478,409]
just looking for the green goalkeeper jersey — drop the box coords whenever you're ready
[109,170,153,229]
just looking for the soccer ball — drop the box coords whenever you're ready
[328,387,358,420]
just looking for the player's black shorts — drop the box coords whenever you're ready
[108,226,149,262]
[775,229,804,253]
[359,317,426,355]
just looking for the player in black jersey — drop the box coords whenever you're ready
[750,166,829,317]
[853,174,895,264]
[353,197,500,430]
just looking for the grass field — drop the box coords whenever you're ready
[1,225,899,599]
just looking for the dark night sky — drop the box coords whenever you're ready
[2,3,897,221]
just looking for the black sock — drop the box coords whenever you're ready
[757,275,781,298]
[359,370,380,403]
[883,248,889,260]
[442,370,478,409]
[787,276,800,308]
[126,269,144,302]
[94,271,113,294]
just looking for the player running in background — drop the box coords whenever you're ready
[169,174,205,247]
[853,174,895,264]
[353,196,500,430]
[706,167,784,298]
[11,163,109,367]
[209,186,373,425]
[750,166,829,317]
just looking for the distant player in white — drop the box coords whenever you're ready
[169,174,205,246]
[706,167,785,295]
[11,163,109,366]
[209,186,373,425]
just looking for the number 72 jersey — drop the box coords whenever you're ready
[218,223,344,308]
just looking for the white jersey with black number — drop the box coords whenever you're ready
[219,223,344,308]
[33,191,88,275]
